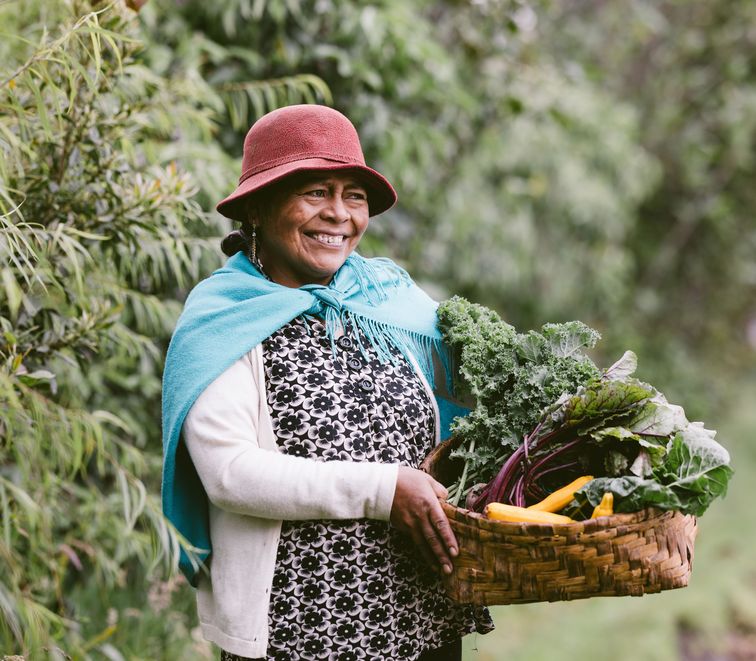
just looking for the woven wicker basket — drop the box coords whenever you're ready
[420,436,698,605]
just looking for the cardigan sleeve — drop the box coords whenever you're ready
[182,351,399,522]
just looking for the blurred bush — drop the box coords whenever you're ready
[140,0,755,403]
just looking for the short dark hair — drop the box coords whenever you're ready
[219,184,279,257]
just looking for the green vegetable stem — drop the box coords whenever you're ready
[450,438,475,507]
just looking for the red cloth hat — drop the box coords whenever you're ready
[216,104,397,221]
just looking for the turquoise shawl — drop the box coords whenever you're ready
[161,251,467,585]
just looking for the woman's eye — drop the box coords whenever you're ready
[306,189,326,197]
[348,191,367,200]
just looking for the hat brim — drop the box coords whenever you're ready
[215,158,397,222]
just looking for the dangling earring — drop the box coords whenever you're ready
[248,224,263,271]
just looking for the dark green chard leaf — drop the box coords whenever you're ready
[652,424,733,515]
[563,380,654,427]
[591,426,641,443]
[569,422,732,517]
[535,379,654,440]
[626,395,688,437]
[589,428,668,470]
[567,476,683,518]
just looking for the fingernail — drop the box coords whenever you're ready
[450,547,458,557]
[443,564,452,575]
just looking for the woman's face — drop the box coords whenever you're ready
[255,172,371,288]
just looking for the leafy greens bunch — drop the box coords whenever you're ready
[437,296,733,517]
[438,296,602,499]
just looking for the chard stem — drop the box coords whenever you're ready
[524,437,583,484]
[478,443,526,510]
[532,459,580,483]
[527,484,548,500]
[513,474,526,507]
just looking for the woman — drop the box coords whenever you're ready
[161,104,493,660]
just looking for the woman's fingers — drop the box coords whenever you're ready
[390,466,459,572]
[408,525,440,570]
[420,518,453,574]
[428,499,458,559]
[422,473,458,559]
[428,475,449,500]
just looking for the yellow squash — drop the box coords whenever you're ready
[485,502,574,524]
[527,475,594,513]
[591,492,614,518]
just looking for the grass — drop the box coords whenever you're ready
[463,378,756,661]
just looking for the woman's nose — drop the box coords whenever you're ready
[321,194,350,223]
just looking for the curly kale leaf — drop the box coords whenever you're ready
[542,321,601,359]
[437,296,602,454]
[437,295,517,400]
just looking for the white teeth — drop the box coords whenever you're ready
[311,233,344,246]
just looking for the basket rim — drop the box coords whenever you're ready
[441,499,687,535]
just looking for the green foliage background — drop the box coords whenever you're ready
[0,0,753,658]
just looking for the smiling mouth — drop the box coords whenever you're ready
[306,233,346,246]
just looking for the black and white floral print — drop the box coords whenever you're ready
[236,315,493,661]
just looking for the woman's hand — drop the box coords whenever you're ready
[390,466,459,574]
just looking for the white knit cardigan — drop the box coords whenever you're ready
[182,343,441,657]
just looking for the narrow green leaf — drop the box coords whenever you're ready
[0,267,22,321]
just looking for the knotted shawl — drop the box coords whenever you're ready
[161,251,467,584]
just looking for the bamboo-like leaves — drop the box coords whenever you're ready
[219,74,332,129]
[0,2,217,655]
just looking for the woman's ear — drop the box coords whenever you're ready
[245,198,270,231]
